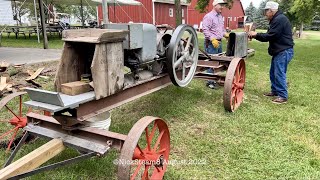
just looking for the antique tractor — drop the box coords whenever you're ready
[0,23,253,179]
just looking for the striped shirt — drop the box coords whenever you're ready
[202,11,226,40]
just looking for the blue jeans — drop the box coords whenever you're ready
[270,48,294,99]
[205,41,222,82]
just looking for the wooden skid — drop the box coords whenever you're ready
[0,139,65,180]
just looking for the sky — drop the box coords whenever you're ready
[241,0,264,9]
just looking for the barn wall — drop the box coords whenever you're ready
[97,1,187,27]
[187,0,245,30]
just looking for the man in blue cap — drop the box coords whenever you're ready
[248,1,294,104]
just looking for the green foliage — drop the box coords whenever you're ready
[279,0,320,27]
[290,0,320,24]
[245,2,257,23]
[254,0,269,29]
[195,0,234,13]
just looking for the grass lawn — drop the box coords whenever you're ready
[0,30,320,179]
[0,33,63,49]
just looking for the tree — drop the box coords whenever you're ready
[254,0,269,29]
[288,0,320,36]
[195,0,234,13]
[11,1,30,25]
[175,0,182,26]
[70,5,96,24]
[278,0,320,37]
[245,2,257,23]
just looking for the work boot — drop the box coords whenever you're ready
[206,81,217,89]
[263,92,277,97]
[272,97,288,104]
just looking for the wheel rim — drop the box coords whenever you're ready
[167,24,199,87]
[223,58,246,112]
[118,116,170,180]
[0,92,28,151]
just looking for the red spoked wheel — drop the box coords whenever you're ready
[223,58,246,112]
[118,116,170,180]
[0,92,28,151]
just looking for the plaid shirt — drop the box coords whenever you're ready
[202,11,226,40]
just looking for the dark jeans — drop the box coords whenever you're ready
[270,48,294,99]
[205,41,222,83]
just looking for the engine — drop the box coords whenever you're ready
[105,23,171,83]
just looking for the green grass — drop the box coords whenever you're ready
[1,31,320,179]
[0,33,63,49]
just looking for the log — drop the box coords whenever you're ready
[0,139,65,180]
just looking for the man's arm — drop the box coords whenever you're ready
[255,18,283,42]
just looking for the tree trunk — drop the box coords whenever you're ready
[175,0,182,27]
[299,23,304,38]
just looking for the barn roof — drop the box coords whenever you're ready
[154,0,189,6]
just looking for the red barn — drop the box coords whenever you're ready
[187,0,245,30]
[97,0,188,28]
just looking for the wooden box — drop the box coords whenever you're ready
[54,29,128,100]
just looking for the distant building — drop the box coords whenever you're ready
[97,0,244,29]
[97,0,189,27]
[0,0,16,25]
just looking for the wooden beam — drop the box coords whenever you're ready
[0,139,65,180]
[38,0,48,49]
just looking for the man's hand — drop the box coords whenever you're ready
[211,38,220,48]
[248,31,257,39]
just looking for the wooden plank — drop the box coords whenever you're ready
[62,29,128,43]
[1,77,6,84]
[61,81,91,96]
[91,42,124,100]
[0,77,8,91]
[0,139,65,180]
[26,67,45,81]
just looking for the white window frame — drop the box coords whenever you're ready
[229,17,232,22]
[169,8,173,17]
[234,17,237,21]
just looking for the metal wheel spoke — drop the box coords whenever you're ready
[0,126,19,139]
[131,161,143,180]
[184,33,193,51]
[237,90,244,104]
[145,128,151,151]
[157,148,166,154]
[136,144,144,156]
[5,105,21,121]
[7,128,19,151]
[174,55,185,68]
[148,122,158,146]
[142,165,150,180]
[153,130,165,151]
[182,63,186,80]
